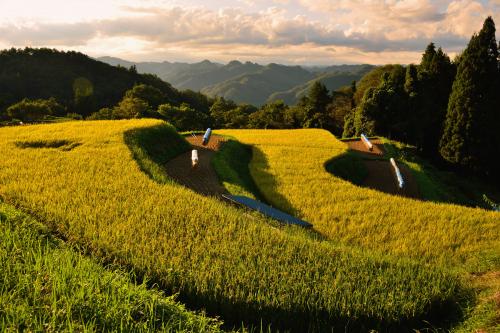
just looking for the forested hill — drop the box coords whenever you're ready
[99,56,373,105]
[200,63,315,105]
[267,65,373,105]
[0,48,184,117]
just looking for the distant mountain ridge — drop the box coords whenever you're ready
[99,56,375,105]
[268,65,374,105]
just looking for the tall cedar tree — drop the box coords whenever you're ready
[404,64,419,143]
[327,85,355,136]
[303,81,331,128]
[439,17,499,176]
[416,43,455,156]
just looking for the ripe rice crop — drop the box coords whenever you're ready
[217,129,500,272]
[0,120,465,331]
[0,201,223,332]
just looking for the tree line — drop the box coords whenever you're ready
[1,17,498,179]
[344,17,499,179]
[0,47,212,122]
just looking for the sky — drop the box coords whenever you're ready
[0,0,499,65]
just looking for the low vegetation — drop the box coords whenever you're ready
[0,201,223,332]
[0,120,467,331]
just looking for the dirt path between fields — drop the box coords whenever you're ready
[344,138,420,199]
[166,134,420,199]
[164,134,228,197]
[342,138,386,156]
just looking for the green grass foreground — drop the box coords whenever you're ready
[0,201,223,332]
[0,120,469,331]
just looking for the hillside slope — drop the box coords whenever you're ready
[173,60,262,91]
[0,120,464,331]
[99,56,372,105]
[267,65,374,105]
[201,63,315,105]
[0,49,180,116]
[99,56,225,90]
[219,129,500,270]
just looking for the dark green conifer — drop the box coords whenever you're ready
[303,81,331,128]
[415,44,455,155]
[440,17,499,176]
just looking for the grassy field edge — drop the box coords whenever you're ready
[0,200,224,332]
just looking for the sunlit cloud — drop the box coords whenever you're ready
[0,0,498,64]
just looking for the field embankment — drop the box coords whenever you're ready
[218,129,500,271]
[334,138,420,198]
[0,120,467,331]
[164,134,228,196]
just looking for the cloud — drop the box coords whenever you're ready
[444,0,494,37]
[299,0,444,23]
[299,0,497,41]
[0,22,96,46]
[99,5,485,52]
[0,1,497,64]
[0,5,466,51]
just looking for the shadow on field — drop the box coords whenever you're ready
[211,139,266,200]
[324,150,369,186]
[250,146,301,218]
[123,127,470,333]
[325,148,421,199]
[15,139,81,151]
[124,124,191,185]
[123,262,471,333]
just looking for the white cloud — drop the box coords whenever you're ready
[0,0,498,64]
[0,22,97,46]
[299,0,498,40]
[444,0,493,37]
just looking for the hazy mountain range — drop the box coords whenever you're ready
[99,57,374,106]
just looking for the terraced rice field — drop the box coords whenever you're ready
[0,202,224,332]
[0,120,469,331]
[218,129,500,271]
